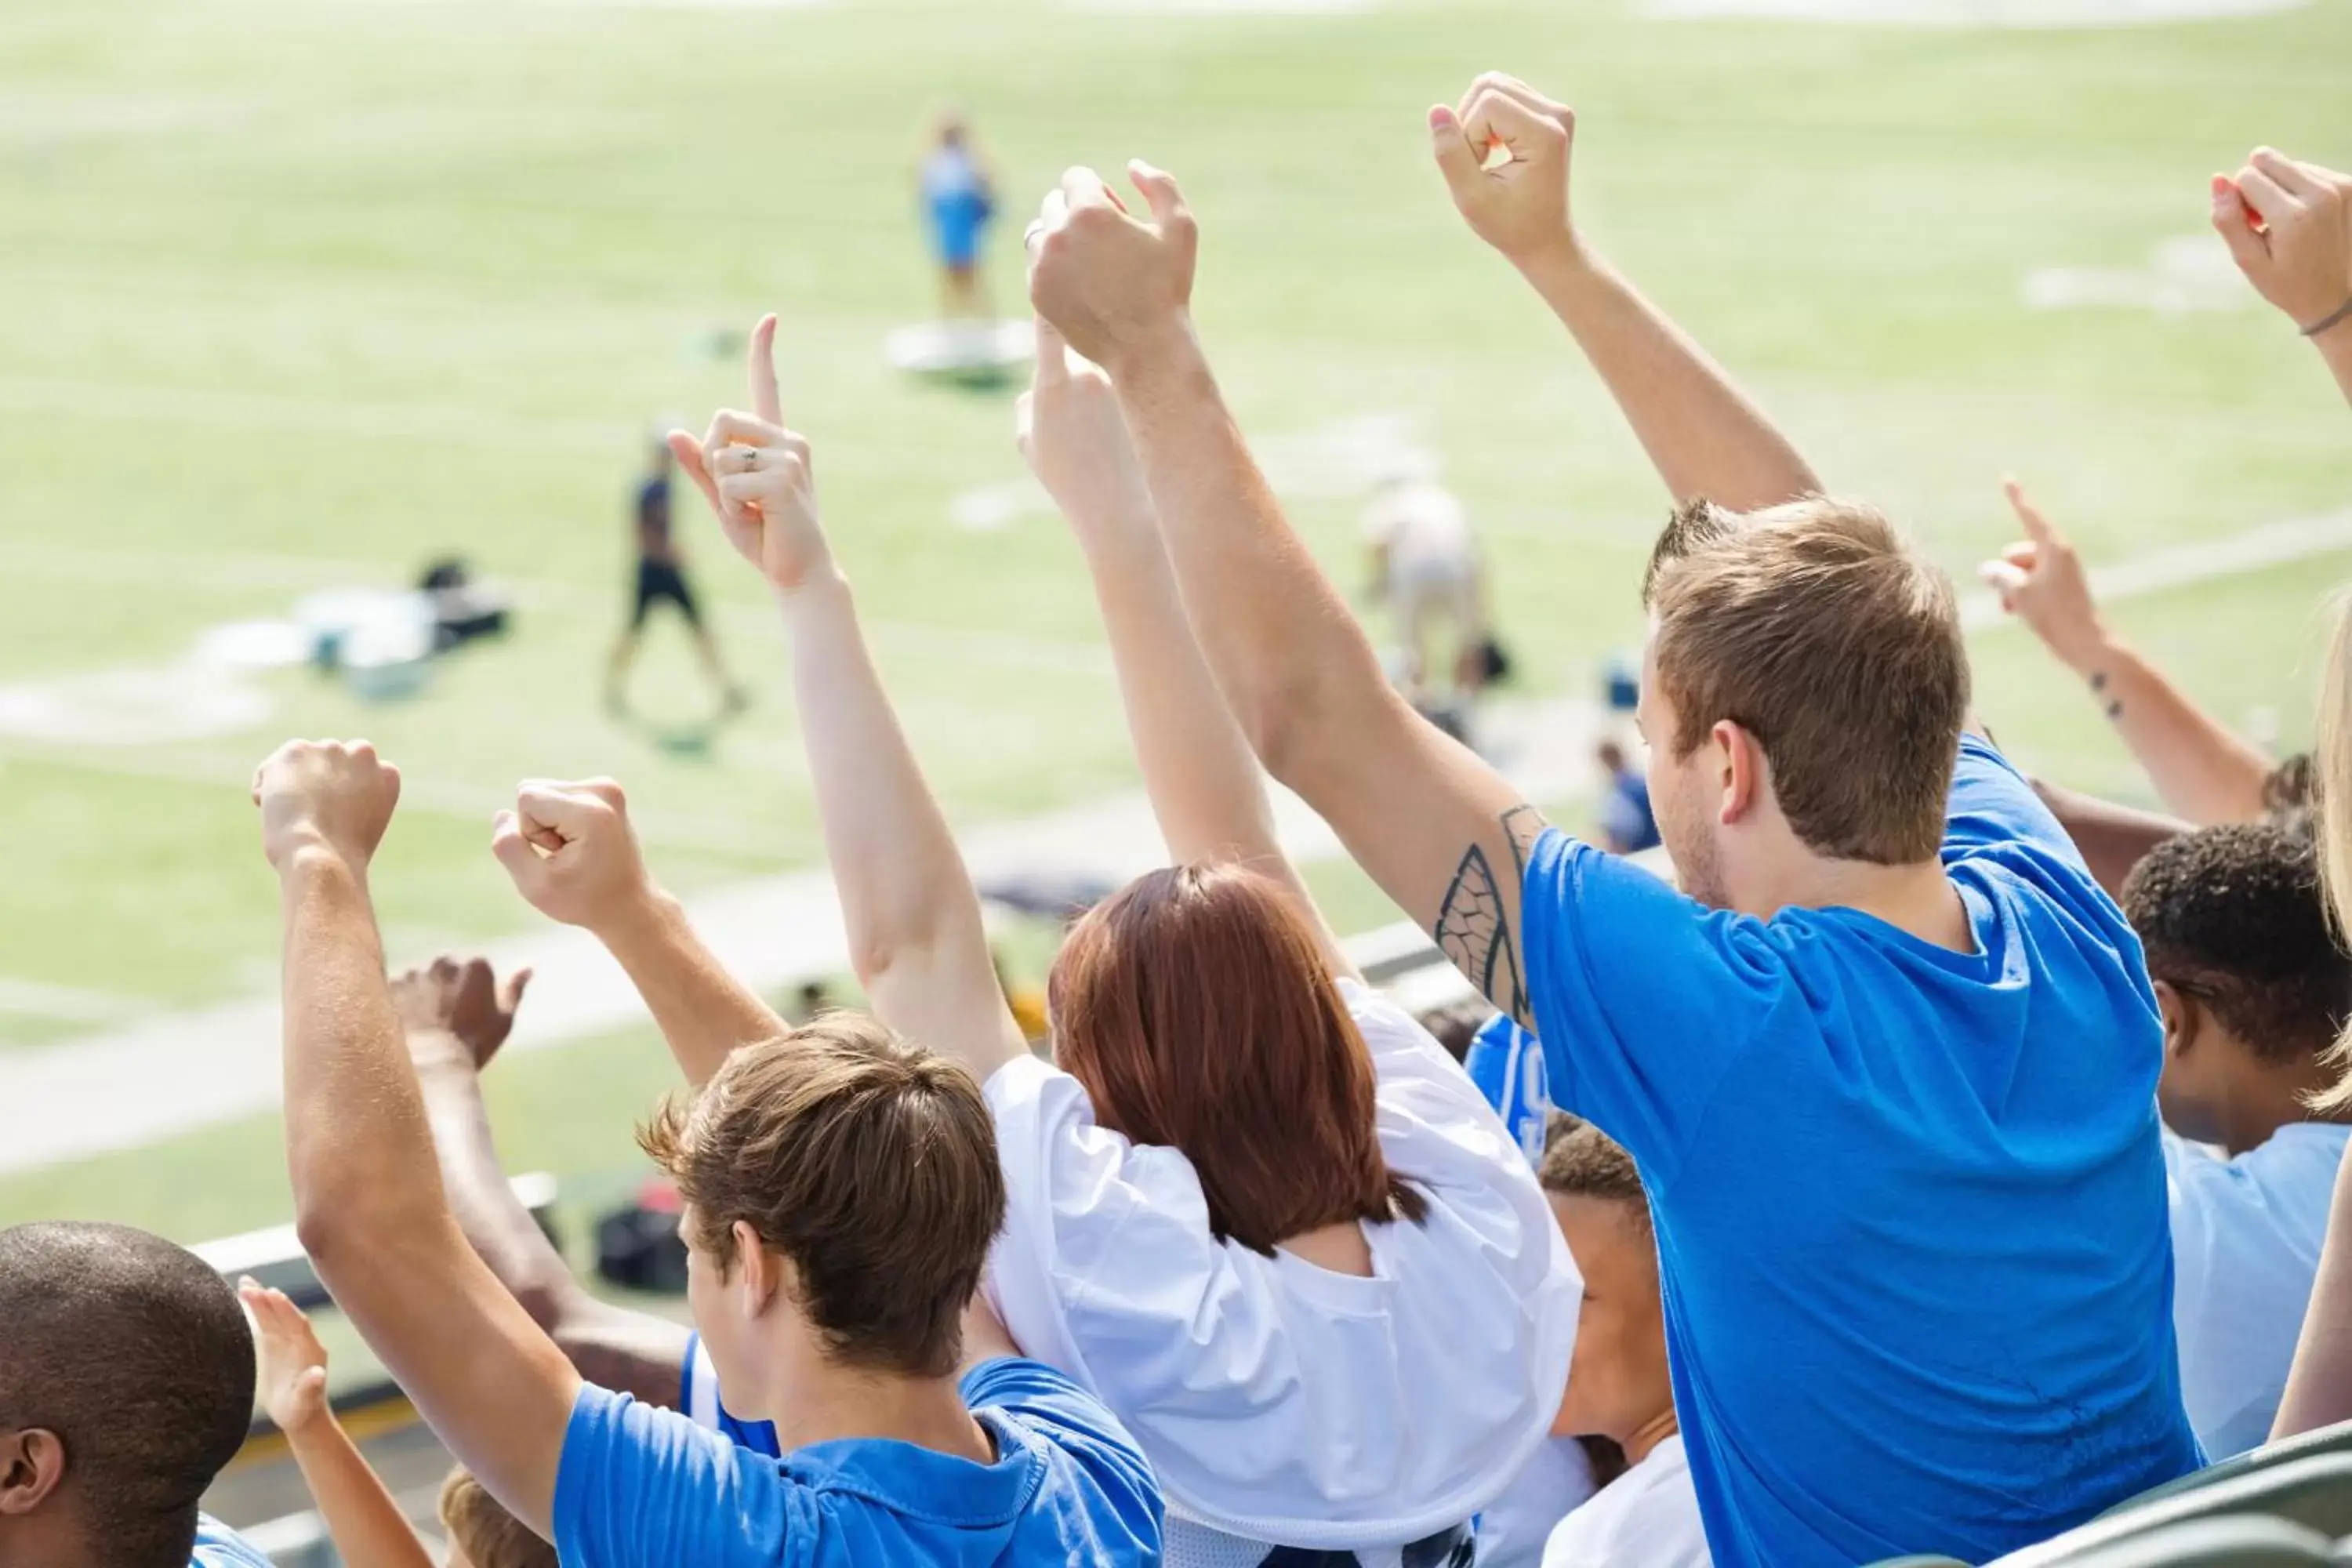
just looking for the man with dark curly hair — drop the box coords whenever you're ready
[2122,821,2352,1457]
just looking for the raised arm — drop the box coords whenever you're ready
[258,741,580,1540]
[1015,315,1353,977]
[490,780,784,1087]
[670,317,1025,1080]
[1983,481,2271,825]
[241,1281,436,1568]
[399,958,694,1409]
[1429,74,1818,511]
[1029,169,1544,1024]
[2213,151,2352,411]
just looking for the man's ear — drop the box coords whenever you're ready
[731,1221,782,1318]
[1715,720,1763,826]
[2152,978,2195,1058]
[0,1428,67,1516]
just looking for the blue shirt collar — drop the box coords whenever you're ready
[780,1410,1046,1527]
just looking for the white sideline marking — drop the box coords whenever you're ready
[1645,0,2307,24]
[0,978,143,1025]
[2024,235,2251,316]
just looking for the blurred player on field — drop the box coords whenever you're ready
[920,113,998,319]
[1363,456,1493,720]
[605,436,744,719]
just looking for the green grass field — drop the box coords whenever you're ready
[4,0,2349,1248]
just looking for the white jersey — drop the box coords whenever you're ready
[1541,1436,1711,1568]
[1363,481,1477,593]
[982,978,1581,1563]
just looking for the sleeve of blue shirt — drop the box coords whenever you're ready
[1519,829,1787,1190]
[960,1357,1163,1551]
[1942,731,2090,873]
[555,1383,784,1568]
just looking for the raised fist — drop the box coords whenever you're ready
[1026,162,1198,379]
[672,315,835,592]
[1016,315,1153,535]
[1431,73,1580,268]
[393,955,532,1073]
[2213,151,2352,333]
[252,739,401,873]
[490,777,656,934]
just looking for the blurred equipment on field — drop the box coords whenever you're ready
[594,1178,688,1295]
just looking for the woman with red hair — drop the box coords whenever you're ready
[673,319,1578,1568]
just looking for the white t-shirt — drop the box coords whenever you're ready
[1363,481,1476,593]
[1476,1438,1599,1568]
[1541,1436,1710,1568]
[2166,1122,2352,1457]
[983,978,1581,1558]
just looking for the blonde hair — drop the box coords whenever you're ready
[1644,496,1968,864]
[2310,597,2352,1110]
[437,1469,554,1568]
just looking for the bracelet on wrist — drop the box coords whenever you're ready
[2301,295,2352,339]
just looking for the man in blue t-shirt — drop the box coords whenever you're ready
[1029,71,2201,1567]
[0,1222,268,1568]
[255,741,1163,1568]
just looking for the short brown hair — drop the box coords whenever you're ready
[1049,862,1428,1254]
[637,1014,1005,1379]
[1643,496,1966,864]
[438,1469,554,1568]
[1539,1118,1650,1232]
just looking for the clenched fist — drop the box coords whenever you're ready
[2213,151,2352,335]
[1431,73,1581,269]
[252,739,401,873]
[1016,315,1154,534]
[1026,163,1198,379]
[671,315,834,593]
[490,777,656,934]
[394,955,532,1073]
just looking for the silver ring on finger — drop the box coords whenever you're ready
[1024,220,1046,253]
[734,445,760,473]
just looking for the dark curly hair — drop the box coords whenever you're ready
[2121,821,2351,1065]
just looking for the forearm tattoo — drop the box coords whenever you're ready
[1435,804,1548,1028]
[2089,669,2123,722]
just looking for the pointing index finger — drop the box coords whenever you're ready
[2002,477,2056,547]
[749,314,782,427]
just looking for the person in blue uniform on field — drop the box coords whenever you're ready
[921,114,997,319]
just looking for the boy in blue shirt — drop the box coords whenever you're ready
[1022,71,2201,1566]
[0,1221,268,1568]
[253,741,1162,1568]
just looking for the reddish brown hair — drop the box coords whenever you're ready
[1048,862,1426,1254]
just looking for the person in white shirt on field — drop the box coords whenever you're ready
[1362,456,1489,712]
[1540,1119,1710,1568]
[2119,819,2352,1457]
[516,318,1580,1568]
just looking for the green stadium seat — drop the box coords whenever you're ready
[2108,1421,2352,1519]
[1984,1454,2352,1566]
[2018,1515,2332,1566]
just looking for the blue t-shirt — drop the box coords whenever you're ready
[1464,1013,1555,1165]
[558,1356,1161,1567]
[191,1515,272,1567]
[1520,734,2201,1567]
